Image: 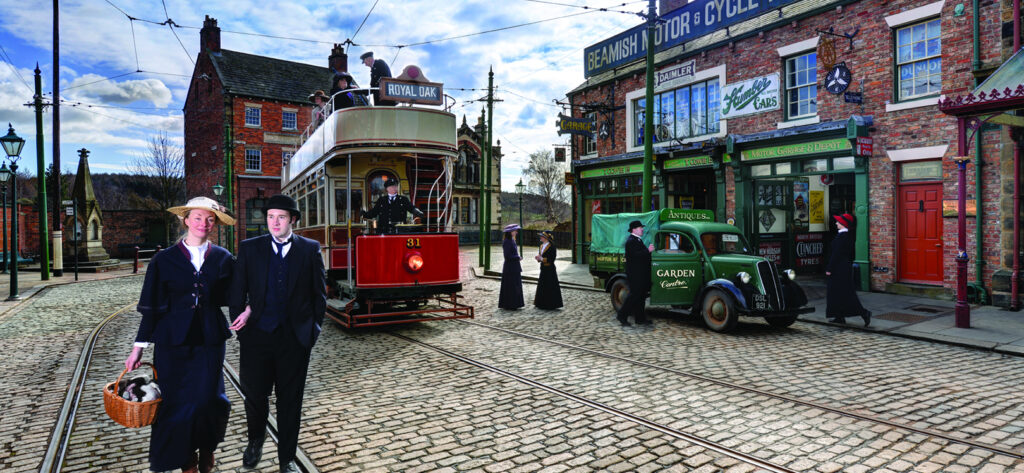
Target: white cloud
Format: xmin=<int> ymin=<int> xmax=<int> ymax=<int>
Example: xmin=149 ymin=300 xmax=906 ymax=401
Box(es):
xmin=66 ymin=75 xmax=174 ymax=106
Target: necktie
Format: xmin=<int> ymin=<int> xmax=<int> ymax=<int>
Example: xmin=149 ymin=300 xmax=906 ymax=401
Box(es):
xmin=273 ymin=239 xmax=290 ymax=259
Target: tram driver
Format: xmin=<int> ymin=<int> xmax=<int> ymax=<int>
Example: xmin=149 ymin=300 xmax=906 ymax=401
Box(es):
xmin=361 ymin=178 xmax=425 ymax=234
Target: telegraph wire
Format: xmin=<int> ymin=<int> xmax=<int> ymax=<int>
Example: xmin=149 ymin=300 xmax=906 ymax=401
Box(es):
xmin=500 ymin=87 xmax=561 ymax=108
xmin=0 ymin=44 xmax=34 ymax=94
xmin=351 ymin=0 xmax=382 ymax=42
xmin=521 ymin=0 xmax=645 ymax=15
xmin=161 ymin=0 xmax=196 ymax=66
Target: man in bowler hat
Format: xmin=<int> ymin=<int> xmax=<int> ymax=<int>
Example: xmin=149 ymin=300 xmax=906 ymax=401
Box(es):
xmin=228 ymin=194 xmax=327 ymax=473
xmin=617 ymin=220 xmax=654 ymax=326
xmin=360 ymin=51 xmax=395 ymax=106
xmin=361 ymin=178 xmax=424 ymax=234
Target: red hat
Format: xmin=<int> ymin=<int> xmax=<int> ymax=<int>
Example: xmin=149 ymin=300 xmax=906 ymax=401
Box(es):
xmin=833 ymin=213 xmax=855 ymax=228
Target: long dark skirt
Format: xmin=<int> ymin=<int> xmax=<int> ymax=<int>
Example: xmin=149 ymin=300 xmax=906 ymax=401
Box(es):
xmin=825 ymin=267 xmax=866 ymax=318
xmin=534 ymin=266 xmax=563 ymax=309
xmin=498 ymin=265 xmax=524 ymax=309
xmin=149 ymin=343 xmax=230 ymax=471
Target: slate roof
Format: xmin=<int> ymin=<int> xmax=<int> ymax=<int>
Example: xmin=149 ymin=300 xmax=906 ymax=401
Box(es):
xmin=209 ymin=49 xmax=332 ymax=104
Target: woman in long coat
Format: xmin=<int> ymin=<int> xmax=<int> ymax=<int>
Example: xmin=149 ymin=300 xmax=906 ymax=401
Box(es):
xmin=533 ymin=231 xmax=563 ymax=309
xmin=498 ymin=224 xmax=524 ymax=310
xmin=825 ymin=213 xmax=871 ymax=327
xmin=124 ymin=197 xmax=236 ymax=473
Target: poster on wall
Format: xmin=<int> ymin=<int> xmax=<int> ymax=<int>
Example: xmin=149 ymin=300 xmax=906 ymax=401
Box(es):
xmin=795 ymin=233 xmax=824 ymax=268
xmin=809 ymin=190 xmax=824 ymax=225
xmin=591 ymin=200 xmax=602 ymax=214
xmin=758 ymin=241 xmax=783 ymax=264
xmin=720 ymin=74 xmax=780 ymax=119
xmin=793 ymin=180 xmax=809 ymax=229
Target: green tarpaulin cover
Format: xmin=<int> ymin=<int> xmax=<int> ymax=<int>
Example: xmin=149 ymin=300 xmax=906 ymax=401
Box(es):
xmin=590 ymin=211 xmax=660 ymax=254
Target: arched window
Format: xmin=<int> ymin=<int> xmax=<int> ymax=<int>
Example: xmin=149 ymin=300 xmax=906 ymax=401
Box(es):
xmin=366 ymin=170 xmax=400 ymax=205
xmin=90 ymin=219 xmax=99 ymax=240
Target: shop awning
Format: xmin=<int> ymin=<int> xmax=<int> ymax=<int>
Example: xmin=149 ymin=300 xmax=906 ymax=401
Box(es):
xmin=939 ymin=48 xmax=1024 ymax=121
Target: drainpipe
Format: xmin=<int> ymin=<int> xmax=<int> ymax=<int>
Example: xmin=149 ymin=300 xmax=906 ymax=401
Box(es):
xmin=970 ymin=0 xmax=987 ymax=303
xmin=1013 ymin=0 xmax=1022 ymax=309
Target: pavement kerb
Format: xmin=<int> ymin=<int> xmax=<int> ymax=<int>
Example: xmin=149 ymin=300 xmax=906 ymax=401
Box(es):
xmin=0 ymin=270 xmax=146 ymax=324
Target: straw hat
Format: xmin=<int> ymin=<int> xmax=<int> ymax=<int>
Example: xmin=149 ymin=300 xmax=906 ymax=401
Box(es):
xmin=503 ymin=223 xmax=521 ymax=232
xmin=167 ymin=196 xmax=236 ymax=225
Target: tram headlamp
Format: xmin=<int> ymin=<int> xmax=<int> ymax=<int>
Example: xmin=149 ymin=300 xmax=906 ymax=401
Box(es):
xmin=737 ymin=271 xmax=752 ymax=284
xmin=406 ymin=252 xmax=424 ymax=272
xmin=783 ymin=269 xmax=796 ymax=281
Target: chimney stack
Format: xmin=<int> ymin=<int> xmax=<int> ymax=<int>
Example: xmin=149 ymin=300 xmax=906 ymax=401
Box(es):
xmin=329 ymin=43 xmax=347 ymax=73
xmin=200 ymin=15 xmax=221 ymax=53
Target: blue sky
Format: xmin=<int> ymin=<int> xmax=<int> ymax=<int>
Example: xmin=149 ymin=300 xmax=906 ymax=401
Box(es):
xmin=0 ymin=0 xmax=642 ymax=191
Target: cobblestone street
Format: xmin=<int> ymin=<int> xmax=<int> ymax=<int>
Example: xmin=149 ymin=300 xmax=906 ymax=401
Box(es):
xmin=3 ymin=251 xmax=1024 ymax=472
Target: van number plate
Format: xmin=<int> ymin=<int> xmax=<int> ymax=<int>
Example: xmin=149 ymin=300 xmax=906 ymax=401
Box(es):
xmin=752 ymin=294 xmax=770 ymax=310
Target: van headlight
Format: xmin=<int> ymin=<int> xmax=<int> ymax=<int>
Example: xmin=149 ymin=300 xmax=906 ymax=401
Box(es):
xmin=737 ymin=271 xmax=751 ymax=284
xmin=783 ymin=269 xmax=796 ymax=281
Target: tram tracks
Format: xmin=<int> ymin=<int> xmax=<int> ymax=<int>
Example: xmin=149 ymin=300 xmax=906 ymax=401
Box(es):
xmin=39 ymin=303 xmax=318 ymax=473
xmin=454 ymin=318 xmax=1024 ymax=461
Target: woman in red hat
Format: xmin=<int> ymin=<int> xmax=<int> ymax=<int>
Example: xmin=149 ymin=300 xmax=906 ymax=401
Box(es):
xmin=825 ymin=213 xmax=871 ymax=326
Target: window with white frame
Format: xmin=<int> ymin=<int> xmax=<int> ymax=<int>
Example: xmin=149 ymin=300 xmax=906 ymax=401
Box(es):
xmin=245 ymin=148 xmax=262 ymax=172
xmin=282 ymin=111 xmax=297 ymax=130
xmin=785 ymin=52 xmax=817 ymax=119
xmin=245 ymin=107 xmax=261 ymax=127
xmin=583 ymin=112 xmax=597 ymax=155
xmin=633 ymin=79 xmax=720 ymax=147
xmin=282 ymin=151 xmax=294 ymax=166
xmin=896 ymin=18 xmax=941 ymax=100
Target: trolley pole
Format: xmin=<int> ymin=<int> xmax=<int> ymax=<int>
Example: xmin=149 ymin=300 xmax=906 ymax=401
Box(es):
xmin=641 ymin=0 xmax=656 ymax=212
xmin=30 ymin=64 xmax=50 ymax=280
xmin=52 ymin=0 xmax=64 ymax=278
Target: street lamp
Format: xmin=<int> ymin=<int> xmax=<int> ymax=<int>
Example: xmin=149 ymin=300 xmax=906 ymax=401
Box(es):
xmin=0 ymin=124 xmax=25 ymax=301
xmin=212 ymin=183 xmax=225 ymax=244
xmin=0 ymin=163 xmax=9 ymax=274
xmin=515 ymin=178 xmax=525 ymax=233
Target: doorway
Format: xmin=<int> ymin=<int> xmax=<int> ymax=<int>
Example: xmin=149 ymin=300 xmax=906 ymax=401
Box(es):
xmin=897 ymin=183 xmax=943 ymax=284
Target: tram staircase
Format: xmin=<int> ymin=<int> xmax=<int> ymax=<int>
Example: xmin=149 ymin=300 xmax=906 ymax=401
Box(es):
xmin=410 ymin=159 xmax=452 ymax=229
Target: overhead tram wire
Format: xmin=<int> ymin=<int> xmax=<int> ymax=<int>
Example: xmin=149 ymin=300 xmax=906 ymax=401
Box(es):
xmin=351 ymin=0 xmax=382 ymax=42
xmin=0 ymin=44 xmax=33 ymax=94
xmin=161 ymin=0 xmax=195 ymax=66
xmin=500 ymin=87 xmax=561 ymax=108
xmin=521 ymin=0 xmax=646 ymax=15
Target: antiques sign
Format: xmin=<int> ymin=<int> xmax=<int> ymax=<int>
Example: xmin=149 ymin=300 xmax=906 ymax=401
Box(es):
xmin=379 ymin=78 xmax=443 ymax=105
xmin=656 ymin=61 xmax=696 ymax=89
xmin=584 ymin=0 xmax=801 ymax=77
xmin=660 ymin=208 xmax=715 ymax=222
xmin=721 ymin=74 xmax=779 ymax=118
xmin=556 ymin=114 xmax=596 ymax=139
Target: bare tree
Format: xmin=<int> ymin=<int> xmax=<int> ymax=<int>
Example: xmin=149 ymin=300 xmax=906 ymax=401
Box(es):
xmin=130 ymin=133 xmax=185 ymax=245
xmin=524 ymin=149 xmax=568 ymax=223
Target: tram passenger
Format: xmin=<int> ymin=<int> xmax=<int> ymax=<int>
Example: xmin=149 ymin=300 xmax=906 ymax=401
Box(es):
xmin=227 ymin=194 xmax=327 ymax=473
xmin=309 ymin=90 xmax=329 ymax=129
xmin=498 ymin=224 xmax=525 ymax=310
xmin=329 ymin=72 xmax=369 ymax=109
xmin=360 ymin=51 xmax=395 ymax=106
xmin=361 ymin=178 xmax=424 ymax=234
xmin=124 ymin=197 xmax=236 ymax=473
xmin=533 ymin=230 xmax=563 ymax=310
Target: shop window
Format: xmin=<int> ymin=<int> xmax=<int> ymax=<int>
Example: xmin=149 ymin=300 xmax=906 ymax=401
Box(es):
xmin=282 ymin=111 xmax=297 ymax=130
xmin=598 ymin=180 xmax=607 ymax=194
xmin=785 ymin=52 xmax=817 ymax=119
xmin=802 ymin=159 xmax=828 ymax=173
xmin=471 ymin=198 xmax=478 ymax=224
xmin=775 ymin=162 xmax=792 ymax=175
xmin=833 ymin=157 xmax=855 ymax=170
xmin=461 ymin=197 xmax=470 ymax=223
xmin=896 ymin=18 xmax=941 ymax=101
xmin=634 ymin=98 xmax=646 ymax=147
xmin=751 ymin=164 xmax=772 ymax=177
xmin=245 ymin=148 xmax=262 ymax=172
xmin=608 ymin=178 xmax=619 ymax=193
xmin=245 ymin=106 xmax=261 ymax=127
xmin=634 ymin=79 xmax=720 ymax=146
xmin=584 ymin=112 xmax=597 ymax=154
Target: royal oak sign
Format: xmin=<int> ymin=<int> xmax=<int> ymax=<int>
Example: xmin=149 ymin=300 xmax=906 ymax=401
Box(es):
xmin=379 ymin=77 xmax=444 ymax=106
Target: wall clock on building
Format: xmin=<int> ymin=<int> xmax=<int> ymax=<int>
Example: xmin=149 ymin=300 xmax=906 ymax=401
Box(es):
xmin=824 ymin=62 xmax=851 ymax=95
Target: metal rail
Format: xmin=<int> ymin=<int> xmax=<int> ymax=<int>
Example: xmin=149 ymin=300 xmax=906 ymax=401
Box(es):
xmin=458 ymin=318 xmax=1024 ymax=460
xmin=390 ymin=332 xmax=798 ymax=473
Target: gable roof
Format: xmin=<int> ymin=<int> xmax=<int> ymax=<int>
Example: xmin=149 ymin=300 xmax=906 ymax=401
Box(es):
xmin=209 ymin=49 xmax=332 ymax=104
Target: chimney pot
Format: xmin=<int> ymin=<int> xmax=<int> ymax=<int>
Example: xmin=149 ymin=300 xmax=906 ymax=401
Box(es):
xmin=329 ymin=43 xmax=348 ymax=73
xmin=201 ymin=15 xmax=221 ymax=53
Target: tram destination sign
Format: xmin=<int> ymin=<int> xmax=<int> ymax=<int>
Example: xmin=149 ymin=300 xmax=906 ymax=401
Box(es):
xmin=584 ymin=0 xmax=801 ymax=78
xmin=379 ymin=78 xmax=444 ymax=105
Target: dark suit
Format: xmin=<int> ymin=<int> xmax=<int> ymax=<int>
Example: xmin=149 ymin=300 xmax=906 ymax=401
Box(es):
xmin=369 ymin=59 xmax=395 ymax=106
xmin=617 ymin=234 xmax=651 ymax=323
xmin=362 ymin=194 xmax=425 ymax=234
xmin=229 ymin=234 xmax=327 ymax=466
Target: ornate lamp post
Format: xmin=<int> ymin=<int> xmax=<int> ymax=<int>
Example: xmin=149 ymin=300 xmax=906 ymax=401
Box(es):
xmin=515 ymin=178 xmax=525 ymax=232
xmin=212 ymin=183 xmax=225 ymax=244
xmin=1 ymin=124 xmax=25 ymax=301
xmin=0 ymin=163 xmax=9 ymax=274
xmin=953 ymin=155 xmax=971 ymax=327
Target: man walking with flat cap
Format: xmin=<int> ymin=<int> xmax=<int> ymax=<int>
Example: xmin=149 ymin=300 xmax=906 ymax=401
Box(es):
xmin=229 ymin=194 xmax=327 ymax=473
xmin=361 ymin=51 xmax=395 ymax=106
xmin=617 ymin=220 xmax=654 ymax=326
xmin=361 ymin=178 xmax=424 ymax=234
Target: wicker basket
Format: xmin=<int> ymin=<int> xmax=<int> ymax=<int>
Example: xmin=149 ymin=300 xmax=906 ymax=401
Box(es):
xmin=103 ymin=362 xmax=161 ymax=428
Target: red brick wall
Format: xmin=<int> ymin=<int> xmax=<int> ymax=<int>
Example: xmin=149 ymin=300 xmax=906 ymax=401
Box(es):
xmin=101 ymin=210 xmax=171 ymax=258
xmin=570 ymin=0 xmax=1006 ymax=294
xmin=184 ymin=51 xmax=227 ymax=204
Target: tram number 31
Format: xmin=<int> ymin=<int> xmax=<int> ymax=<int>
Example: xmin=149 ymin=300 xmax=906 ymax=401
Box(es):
xmin=406 ymin=238 xmax=421 ymax=249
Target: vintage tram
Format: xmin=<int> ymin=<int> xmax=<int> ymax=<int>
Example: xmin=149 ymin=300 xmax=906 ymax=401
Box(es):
xmin=282 ymin=82 xmax=473 ymax=328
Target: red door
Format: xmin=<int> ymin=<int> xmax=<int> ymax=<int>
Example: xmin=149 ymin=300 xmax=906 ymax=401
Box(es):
xmin=898 ymin=184 xmax=943 ymax=284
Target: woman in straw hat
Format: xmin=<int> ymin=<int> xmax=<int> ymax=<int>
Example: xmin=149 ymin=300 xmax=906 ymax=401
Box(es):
xmin=124 ymin=196 xmax=238 ymax=473
xmin=533 ymin=231 xmax=563 ymax=309
xmin=825 ymin=213 xmax=871 ymax=327
xmin=498 ymin=224 xmax=524 ymax=310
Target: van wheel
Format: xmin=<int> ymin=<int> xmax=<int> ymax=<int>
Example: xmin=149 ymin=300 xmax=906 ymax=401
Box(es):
xmin=610 ymin=279 xmax=629 ymax=313
xmin=766 ymin=315 xmax=798 ymax=328
xmin=701 ymin=288 xmax=738 ymax=333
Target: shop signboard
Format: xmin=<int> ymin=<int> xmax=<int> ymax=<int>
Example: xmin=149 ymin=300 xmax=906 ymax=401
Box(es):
xmin=655 ymin=61 xmax=696 ymax=90
xmin=720 ymin=74 xmax=780 ymax=119
xmin=757 ymin=240 xmax=783 ymax=264
xmin=580 ymin=162 xmax=652 ymax=179
xmin=741 ymin=138 xmax=852 ymax=161
xmin=659 ymin=208 xmax=714 ymax=222
xmin=795 ymin=233 xmax=824 ymax=268
xmin=564 ymin=172 xmax=574 ymax=185
xmin=855 ymin=137 xmax=873 ymax=157
xmin=663 ymin=155 xmax=713 ymax=170
xmin=584 ymin=0 xmax=802 ymax=77
xmin=557 ymin=114 xmax=596 ymax=138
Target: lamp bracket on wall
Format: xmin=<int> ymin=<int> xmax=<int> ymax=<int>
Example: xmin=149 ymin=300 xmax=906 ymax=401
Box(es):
xmin=815 ymin=26 xmax=859 ymax=50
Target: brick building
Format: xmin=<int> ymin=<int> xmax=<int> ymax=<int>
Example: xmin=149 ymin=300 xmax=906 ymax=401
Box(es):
xmin=184 ymin=16 xmax=337 ymax=250
xmin=567 ymin=0 xmax=1023 ymax=305
xmin=454 ymin=113 xmax=503 ymax=240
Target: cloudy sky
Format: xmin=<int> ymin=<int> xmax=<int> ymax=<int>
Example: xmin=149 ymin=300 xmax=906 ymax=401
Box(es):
xmin=0 ymin=0 xmax=643 ymax=191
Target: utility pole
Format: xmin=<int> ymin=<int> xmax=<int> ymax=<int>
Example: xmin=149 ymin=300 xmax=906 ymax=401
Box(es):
xmin=641 ymin=0 xmax=657 ymax=211
xmin=29 ymin=65 xmax=50 ymax=280
xmin=484 ymin=67 xmax=495 ymax=270
xmin=52 ymin=0 xmax=64 ymax=277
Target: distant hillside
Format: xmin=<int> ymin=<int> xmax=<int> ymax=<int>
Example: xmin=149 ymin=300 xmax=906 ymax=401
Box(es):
xmin=498 ymin=192 xmax=571 ymax=230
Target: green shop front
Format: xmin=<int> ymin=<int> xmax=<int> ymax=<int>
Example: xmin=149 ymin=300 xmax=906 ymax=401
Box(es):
xmin=574 ymin=147 xmax=719 ymax=263
xmin=727 ymin=116 xmax=872 ymax=288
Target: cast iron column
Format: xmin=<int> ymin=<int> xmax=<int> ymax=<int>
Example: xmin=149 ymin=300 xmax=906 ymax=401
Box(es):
xmin=954 ymin=153 xmax=971 ymax=327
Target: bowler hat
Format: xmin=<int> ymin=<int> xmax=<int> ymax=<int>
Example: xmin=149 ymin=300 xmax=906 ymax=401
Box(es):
xmin=833 ymin=213 xmax=855 ymax=228
xmin=627 ymin=220 xmax=645 ymax=231
xmin=167 ymin=196 xmax=236 ymax=226
xmin=263 ymin=194 xmax=300 ymax=219
xmin=360 ymin=51 xmax=374 ymax=60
